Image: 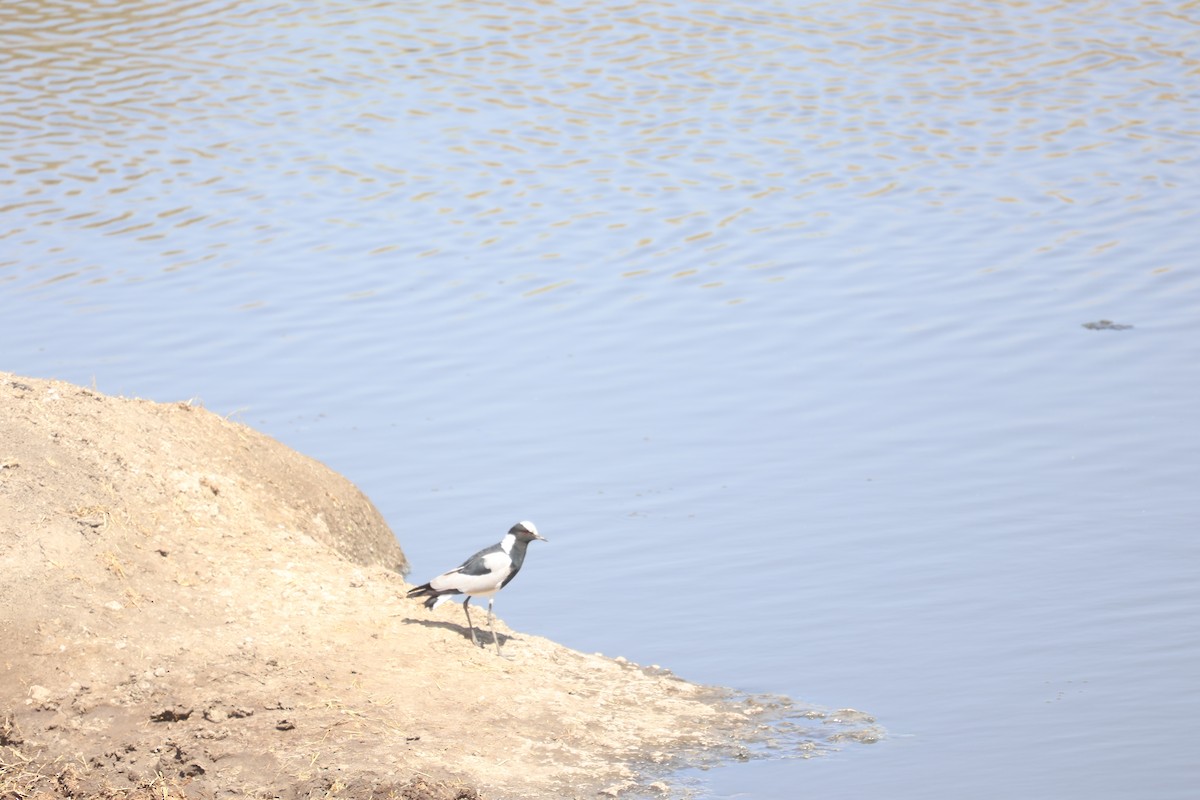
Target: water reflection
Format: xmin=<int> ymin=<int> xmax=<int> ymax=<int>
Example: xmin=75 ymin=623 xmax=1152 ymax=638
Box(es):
xmin=3 ymin=0 xmax=1196 ymax=296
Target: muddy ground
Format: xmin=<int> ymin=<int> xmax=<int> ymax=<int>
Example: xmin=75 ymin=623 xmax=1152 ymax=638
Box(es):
xmin=0 ymin=372 xmax=878 ymax=799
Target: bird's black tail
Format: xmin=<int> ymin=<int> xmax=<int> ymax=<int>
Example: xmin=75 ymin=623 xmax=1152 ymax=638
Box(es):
xmin=406 ymin=582 xmax=451 ymax=609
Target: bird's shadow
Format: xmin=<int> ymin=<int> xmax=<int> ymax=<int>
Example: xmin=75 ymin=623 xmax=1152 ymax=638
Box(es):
xmin=400 ymin=616 xmax=513 ymax=649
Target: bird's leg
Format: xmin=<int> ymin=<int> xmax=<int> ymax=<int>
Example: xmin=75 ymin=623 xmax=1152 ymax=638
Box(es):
xmin=488 ymin=597 xmax=500 ymax=655
xmin=462 ymin=597 xmax=480 ymax=647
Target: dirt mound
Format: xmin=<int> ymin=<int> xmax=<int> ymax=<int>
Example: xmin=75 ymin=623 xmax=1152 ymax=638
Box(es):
xmin=0 ymin=372 xmax=879 ymax=799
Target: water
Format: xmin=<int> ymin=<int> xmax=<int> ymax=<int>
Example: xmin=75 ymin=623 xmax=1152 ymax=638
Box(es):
xmin=3 ymin=0 xmax=1199 ymax=797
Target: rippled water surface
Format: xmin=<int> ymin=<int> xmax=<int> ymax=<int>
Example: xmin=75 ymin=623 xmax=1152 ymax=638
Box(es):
xmin=3 ymin=0 xmax=1199 ymax=797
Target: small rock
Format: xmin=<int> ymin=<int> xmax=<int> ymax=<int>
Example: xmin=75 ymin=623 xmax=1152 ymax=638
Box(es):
xmin=29 ymin=685 xmax=51 ymax=704
xmin=0 ymin=715 xmax=24 ymax=745
xmin=829 ymin=708 xmax=876 ymax=724
xmin=275 ymin=719 xmax=295 ymax=731
xmin=600 ymin=781 xmax=634 ymax=797
xmin=104 ymin=601 xmax=123 ymax=611
xmin=150 ymin=706 xmax=192 ymax=723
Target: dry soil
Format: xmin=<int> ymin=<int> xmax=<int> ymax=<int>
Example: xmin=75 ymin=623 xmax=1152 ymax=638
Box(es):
xmin=0 ymin=372 xmax=879 ymax=800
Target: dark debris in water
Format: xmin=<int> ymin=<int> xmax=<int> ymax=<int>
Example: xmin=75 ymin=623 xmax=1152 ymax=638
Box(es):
xmin=1082 ymin=319 xmax=1133 ymax=331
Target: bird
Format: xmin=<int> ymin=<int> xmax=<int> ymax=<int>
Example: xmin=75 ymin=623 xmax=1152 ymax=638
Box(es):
xmin=406 ymin=521 xmax=547 ymax=654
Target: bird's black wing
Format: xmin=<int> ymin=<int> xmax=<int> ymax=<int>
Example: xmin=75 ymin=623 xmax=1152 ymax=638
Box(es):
xmin=452 ymin=542 xmax=504 ymax=576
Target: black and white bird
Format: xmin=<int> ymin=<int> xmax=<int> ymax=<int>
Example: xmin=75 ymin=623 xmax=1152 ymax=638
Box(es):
xmin=406 ymin=521 xmax=547 ymax=654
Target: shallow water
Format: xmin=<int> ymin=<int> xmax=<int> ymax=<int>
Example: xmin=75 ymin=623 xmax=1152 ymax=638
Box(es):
xmin=3 ymin=0 xmax=1199 ymax=796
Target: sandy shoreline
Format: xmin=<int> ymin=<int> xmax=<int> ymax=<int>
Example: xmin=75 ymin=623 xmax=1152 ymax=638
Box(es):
xmin=0 ymin=372 xmax=878 ymax=799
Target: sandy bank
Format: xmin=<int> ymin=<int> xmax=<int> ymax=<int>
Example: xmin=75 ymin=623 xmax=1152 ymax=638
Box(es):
xmin=0 ymin=372 xmax=878 ymax=799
